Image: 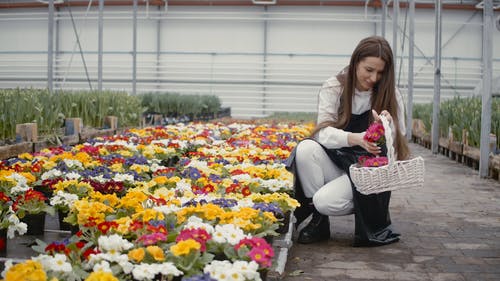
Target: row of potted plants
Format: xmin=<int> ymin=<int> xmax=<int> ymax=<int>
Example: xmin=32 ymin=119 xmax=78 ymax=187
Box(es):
xmin=0 ymin=89 xmax=223 ymax=141
xmin=0 ymin=121 xmax=313 ymax=281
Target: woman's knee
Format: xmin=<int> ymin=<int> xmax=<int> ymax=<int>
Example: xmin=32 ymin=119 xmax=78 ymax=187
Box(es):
xmin=313 ymin=194 xmax=353 ymax=216
xmin=296 ymin=139 xmax=322 ymax=162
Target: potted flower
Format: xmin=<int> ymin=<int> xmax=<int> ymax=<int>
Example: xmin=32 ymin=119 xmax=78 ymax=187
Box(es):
xmin=49 ymin=190 xmax=79 ymax=231
xmin=1 ymin=191 xmax=27 ymax=255
xmin=13 ymin=188 xmax=54 ymax=235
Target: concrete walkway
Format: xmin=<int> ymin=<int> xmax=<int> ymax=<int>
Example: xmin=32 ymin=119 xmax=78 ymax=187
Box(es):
xmin=282 ymin=143 xmax=500 ymax=281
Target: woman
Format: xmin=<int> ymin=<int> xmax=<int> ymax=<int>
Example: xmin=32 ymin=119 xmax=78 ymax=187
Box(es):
xmin=286 ymin=36 xmax=410 ymax=246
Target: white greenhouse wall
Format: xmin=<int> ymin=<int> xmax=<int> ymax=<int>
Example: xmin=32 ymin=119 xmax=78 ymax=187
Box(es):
xmin=0 ymin=5 xmax=499 ymax=118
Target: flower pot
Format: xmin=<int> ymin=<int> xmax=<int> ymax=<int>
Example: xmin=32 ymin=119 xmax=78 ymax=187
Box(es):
xmin=22 ymin=213 xmax=45 ymax=235
xmin=57 ymin=210 xmax=79 ymax=234
xmin=58 ymin=210 xmax=72 ymax=231
xmin=276 ymin=211 xmax=291 ymax=234
xmin=0 ymin=228 xmax=7 ymax=257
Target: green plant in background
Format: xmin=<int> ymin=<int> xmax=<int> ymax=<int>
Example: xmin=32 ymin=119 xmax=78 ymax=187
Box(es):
xmin=265 ymin=112 xmax=317 ymax=123
xmin=140 ymin=92 xmax=221 ymax=118
xmin=0 ymin=88 xmax=143 ymax=141
xmin=412 ymin=97 xmax=499 ymax=149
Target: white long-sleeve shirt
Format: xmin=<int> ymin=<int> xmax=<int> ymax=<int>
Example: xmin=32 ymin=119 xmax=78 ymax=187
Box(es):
xmin=315 ymin=76 xmax=406 ymax=149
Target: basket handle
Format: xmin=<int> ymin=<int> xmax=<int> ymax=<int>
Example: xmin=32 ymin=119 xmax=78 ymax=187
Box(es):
xmin=380 ymin=115 xmax=395 ymax=164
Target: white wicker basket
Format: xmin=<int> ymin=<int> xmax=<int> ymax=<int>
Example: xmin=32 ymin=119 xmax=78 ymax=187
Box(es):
xmin=349 ymin=116 xmax=425 ymax=195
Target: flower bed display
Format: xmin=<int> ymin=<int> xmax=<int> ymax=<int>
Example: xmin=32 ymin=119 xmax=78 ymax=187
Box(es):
xmin=0 ymin=121 xmax=313 ymax=281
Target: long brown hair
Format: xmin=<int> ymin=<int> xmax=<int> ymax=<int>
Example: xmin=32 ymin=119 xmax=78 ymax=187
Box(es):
xmin=312 ymin=36 xmax=409 ymax=160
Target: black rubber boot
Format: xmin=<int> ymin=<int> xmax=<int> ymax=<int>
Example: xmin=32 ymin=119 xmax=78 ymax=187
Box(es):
xmin=297 ymin=208 xmax=330 ymax=244
xmin=293 ymin=198 xmax=313 ymax=228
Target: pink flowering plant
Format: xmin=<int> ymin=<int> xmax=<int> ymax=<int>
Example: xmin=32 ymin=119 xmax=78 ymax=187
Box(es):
xmin=363 ymin=122 xmax=385 ymax=145
xmin=358 ymin=122 xmax=389 ymax=167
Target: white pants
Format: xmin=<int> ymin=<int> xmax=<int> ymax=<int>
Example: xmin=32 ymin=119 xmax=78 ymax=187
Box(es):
xmin=295 ymin=139 xmax=354 ymax=216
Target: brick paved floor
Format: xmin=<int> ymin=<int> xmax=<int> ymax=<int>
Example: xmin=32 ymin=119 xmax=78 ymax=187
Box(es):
xmin=283 ymin=143 xmax=500 ymax=281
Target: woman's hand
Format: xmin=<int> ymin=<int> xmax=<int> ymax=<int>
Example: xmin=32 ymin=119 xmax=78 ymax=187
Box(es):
xmin=372 ymin=109 xmax=392 ymax=124
xmin=348 ymin=132 xmax=381 ymax=155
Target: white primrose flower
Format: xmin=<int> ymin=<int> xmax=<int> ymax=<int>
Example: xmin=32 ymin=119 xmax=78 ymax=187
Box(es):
xmin=65 ymin=171 xmax=81 ymax=180
xmin=186 ymin=159 xmax=208 ymax=169
xmin=63 ymin=159 xmax=83 ymax=169
xmin=6 ymin=208 xmax=27 ymax=238
xmin=205 ymin=260 xmax=261 ymax=281
xmin=183 ymin=216 xmax=215 ymax=234
xmin=192 ymin=139 xmax=208 ymax=146
xmin=149 ymin=162 xmax=166 ymax=172
xmin=118 ymin=259 xmax=134 ymax=274
xmin=112 ymin=173 xmax=135 ymax=183
xmin=231 ymin=174 xmax=252 ymax=182
xmin=175 ymin=179 xmax=192 ymax=192
xmin=6 ymin=173 xmax=30 ymax=195
xmin=98 ymin=234 xmax=134 ymax=253
xmin=230 ymin=198 xmax=254 ymax=211
xmin=41 ymin=169 xmax=63 ymax=180
xmin=93 ymin=260 xmax=112 ymax=273
xmin=6 ymin=172 xmax=28 ymax=185
xmin=132 ymin=263 xmax=159 ymax=281
xmin=49 ymin=254 xmax=72 ymax=273
xmin=153 ymin=205 xmax=181 ymax=215
xmin=50 ymin=190 xmax=79 ymax=208
xmin=260 ymin=179 xmax=287 ymax=192
xmin=212 ymin=224 xmax=248 ymax=245
xmin=233 ymin=260 xmax=261 ymax=281
xmin=1 ymin=260 xmax=14 ymax=278
xmin=90 ymin=174 xmax=108 ymax=183
xmin=156 ymin=262 xmax=183 ymax=277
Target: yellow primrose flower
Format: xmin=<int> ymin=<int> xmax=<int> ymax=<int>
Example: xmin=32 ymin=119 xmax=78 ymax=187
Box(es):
xmin=98 ymin=147 xmax=110 ymax=156
xmin=130 ymin=164 xmax=150 ymax=174
xmin=120 ymin=189 xmax=148 ymax=211
xmin=74 ymin=152 xmax=92 ymax=164
xmin=74 ymin=199 xmax=114 ymax=225
xmin=114 ymin=216 xmax=132 ymax=234
xmin=118 ymin=150 xmax=133 ymax=157
xmin=146 ymin=245 xmax=165 ymax=261
xmin=90 ymin=192 xmax=121 ymax=208
xmin=84 ymin=271 xmax=119 ymax=281
xmin=153 ymin=176 xmax=168 ymax=185
xmin=42 ymin=161 xmax=57 ymax=170
xmin=152 ymin=187 xmax=174 ymax=198
xmin=153 ymin=146 xmax=166 ymax=154
xmin=19 ymin=172 xmax=36 ymax=184
xmin=52 ymin=180 xmax=92 ymax=196
xmin=140 ymin=147 xmax=154 ymax=159
xmin=132 ymin=208 xmax=165 ymax=222
xmin=263 ymin=211 xmax=278 ymax=223
xmin=18 ymin=153 xmax=33 ymax=161
xmin=109 ymin=163 xmax=124 ymax=173
xmin=170 ymin=239 xmax=201 ymax=256
xmin=4 ymin=260 xmax=47 ymax=281
xmin=128 ymin=248 xmax=145 ymax=262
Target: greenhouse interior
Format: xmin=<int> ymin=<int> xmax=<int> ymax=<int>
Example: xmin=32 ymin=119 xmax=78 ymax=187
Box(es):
xmin=0 ymin=0 xmax=499 ymax=281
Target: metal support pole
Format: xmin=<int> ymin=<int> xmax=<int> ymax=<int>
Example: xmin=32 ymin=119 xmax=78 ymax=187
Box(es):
xmin=133 ymin=0 xmax=138 ymax=95
xmin=262 ymin=6 xmax=268 ymax=116
xmin=54 ymin=7 xmax=60 ymax=90
xmin=48 ymin=0 xmax=54 ymax=93
xmin=156 ymin=5 xmax=162 ymax=91
xmin=381 ymin=0 xmax=387 ymax=38
xmin=431 ymin=0 xmax=442 ymax=155
xmin=479 ymin=0 xmax=493 ymax=178
xmin=406 ymin=0 xmax=415 ymax=141
xmin=98 ymin=0 xmax=103 ymax=91
xmin=392 ymin=0 xmax=399 ymax=75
